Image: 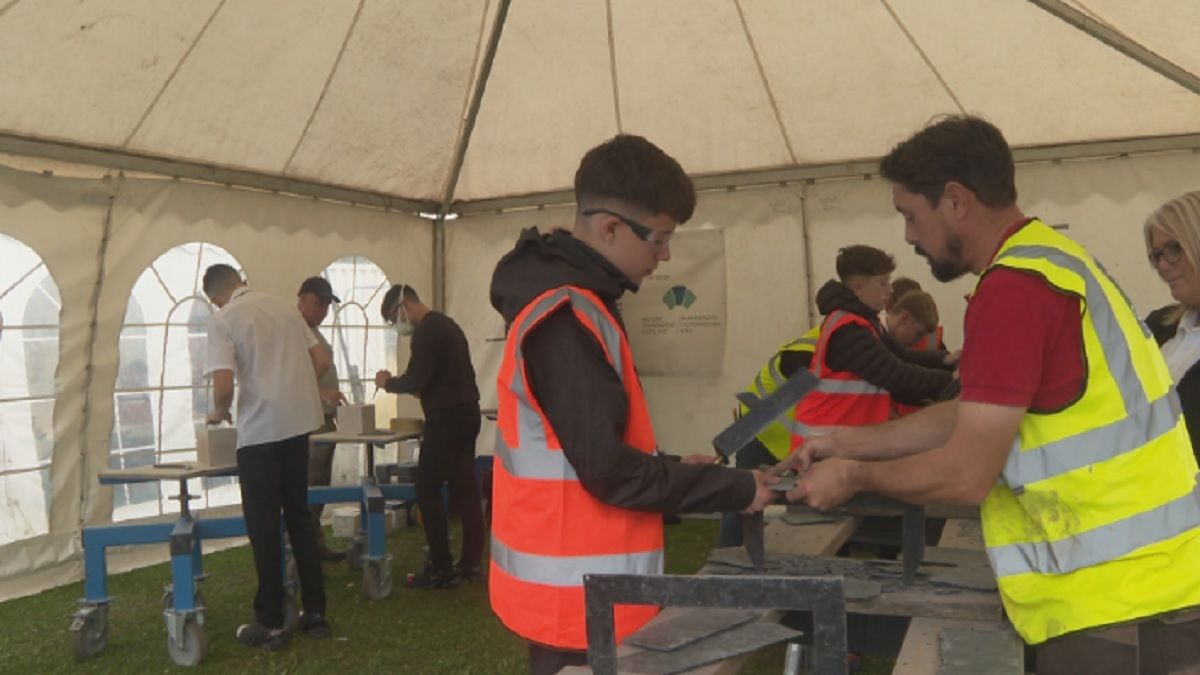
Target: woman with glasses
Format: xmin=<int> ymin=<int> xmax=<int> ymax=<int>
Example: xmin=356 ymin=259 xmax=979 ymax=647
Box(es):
xmin=1144 ymin=191 xmax=1200 ymax=462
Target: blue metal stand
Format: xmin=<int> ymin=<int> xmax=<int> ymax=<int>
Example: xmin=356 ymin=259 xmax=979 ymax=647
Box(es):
xmin=71 ymin=465 xmax=245 ymax=666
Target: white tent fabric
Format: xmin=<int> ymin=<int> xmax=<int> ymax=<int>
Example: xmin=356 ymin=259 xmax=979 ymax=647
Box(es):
xmin=1 ymin=0 xmax=1199 ymax=598
xmin=0 ymin=163 xmax=431 ymax=598
xmin=1 ymin=1 xmax=1198 ymax=203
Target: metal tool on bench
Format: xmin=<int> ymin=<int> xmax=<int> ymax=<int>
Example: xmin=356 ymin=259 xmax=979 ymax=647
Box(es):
xmin=712 ymin=370 xmax=821 ymax=573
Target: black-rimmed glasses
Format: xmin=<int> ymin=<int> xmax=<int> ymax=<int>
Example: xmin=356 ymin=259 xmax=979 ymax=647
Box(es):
xmin=1149 ymin=241 xmax=1184 ymax=266
xmin=581 ymin=208 xmax=672 ymax=249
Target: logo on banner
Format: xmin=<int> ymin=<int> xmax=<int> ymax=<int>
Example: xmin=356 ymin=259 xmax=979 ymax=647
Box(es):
xmin=662 ymin=285 xmax=697 ymax=310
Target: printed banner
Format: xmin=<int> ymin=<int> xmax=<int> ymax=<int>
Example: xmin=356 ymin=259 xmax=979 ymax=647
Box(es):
xmin=622 ymin=228 xmax=726 ymax=377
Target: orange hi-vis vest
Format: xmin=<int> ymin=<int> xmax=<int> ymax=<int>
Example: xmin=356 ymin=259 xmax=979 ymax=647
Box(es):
xmin=791 ymin=310 xmax=893 ymax=451
xmin=911 ymin=325 xmax=944 ymax=352
xmin=490 ymin=286 xmax=663 ymax=651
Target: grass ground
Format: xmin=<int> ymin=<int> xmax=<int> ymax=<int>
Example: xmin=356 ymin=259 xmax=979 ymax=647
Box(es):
xmin=0 ymin=517 xmax=892 ymax=674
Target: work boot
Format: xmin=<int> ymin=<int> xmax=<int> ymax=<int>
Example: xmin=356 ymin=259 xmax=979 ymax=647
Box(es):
xmin=299 ymin=612 xmax=331 ymax=639
xmin=455 ymin=561 xmax=485 ymax=582
xmin=405 ymin=563 xmax=460 ymax=590
xmin=236 ymin=622 xmax=289 ymax=651
xmin=317 ymin=546 xmax=347 ymax=562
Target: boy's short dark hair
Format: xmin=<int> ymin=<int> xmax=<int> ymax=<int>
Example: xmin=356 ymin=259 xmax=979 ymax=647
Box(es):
xmin=836 ymin=245 xmax=895 ymax=282
xmin=892 ymin=290 xmax=939 ymax=333
xmin=880 ymin=115 xmax=1017 ymax=209
xmin=574 ymin=134 xmax=696 ymax=223
xmin=887 ymin=276 xmax=921 ymax=311
xmin=380 ymin=283 xmax=419 ymax=323
xmin=202 ymin=264 xmax=241 ymax=297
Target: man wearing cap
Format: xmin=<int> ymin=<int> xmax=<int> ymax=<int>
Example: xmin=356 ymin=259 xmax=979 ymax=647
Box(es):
xmin=297 ymin=276 xmax=348 ymax=561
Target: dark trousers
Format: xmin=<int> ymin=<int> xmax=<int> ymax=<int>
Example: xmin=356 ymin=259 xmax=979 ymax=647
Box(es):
xmin=1036 ymin=608 xmax=1200 ymax=675
xmin=307 ymin=414 xmax=337 ymax=550
xmin=418 ymin=402 xmax=484 ymax=570
xmin=529 ymin=642 xmax=588 ymax=675
xmin=237 ymin=433 xmax=326 ymax=628
xmin=717 ymin=439 xmax=778 ymax=547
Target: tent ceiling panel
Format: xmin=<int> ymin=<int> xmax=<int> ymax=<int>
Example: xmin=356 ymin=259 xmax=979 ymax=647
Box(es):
xmin=1 ymin=1 xmax=1198 ymax=204
xmin=0 ymin=0 xmax=220 ymax=145
xmin=1075 ymin=0 xmax=1200 ymax=78
xmin=610 ymin=0 xmax=792 ymax=176
xmin=456 ymin=0 xmax=619 ymax=201
xmin=285 ymin=0 xmax=493 ymax=201
xmin=126 ymin=0 xmax=360 ymax=175
xmin=741 ymin=0 xmax=960 ymax=164
xmin=890 ymin=0 xmax=1200 ymax=145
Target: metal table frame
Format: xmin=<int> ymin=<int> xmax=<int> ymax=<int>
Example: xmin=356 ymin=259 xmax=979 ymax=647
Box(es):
xmin=71 ymin=463 xmax=258 ymax=666
xmin=584 ymin=573 xmax=849 ymax=675
xmin=307 ymin=430 xmax=422 ymax=599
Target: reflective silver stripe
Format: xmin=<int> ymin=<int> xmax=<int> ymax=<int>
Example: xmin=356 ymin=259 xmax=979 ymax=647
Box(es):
xmin=752 ymin=373 xmax=769 ymax=399
xmin=499 ymin=287 xmax=627 ymax=482
xmin=1003 ymin=393 xmax=1181 ymax=488
xmin=790 ymin=420 xmax=843 ymax=438
xmin=767 ymin=355 xmax=784 ymax=389
xmin=491 ymin=534 xmax=663 ymax=587
xmin=814 ymin=379 xmax=884 ymax=395
xmin=494 ymin=428 xmax=579 ymax=481
xmin=996 ymin=245 xmax=1173 ymax=487
xmin=796 ymin=337 xmax=817 ymax=347
xmin=988 ymin=482 xmax=1200 ymax=577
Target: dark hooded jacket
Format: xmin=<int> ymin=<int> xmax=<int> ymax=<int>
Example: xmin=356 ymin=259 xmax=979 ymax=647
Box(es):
xmin=489 ymin=227 xmax=755 ymax=513
xmin=815 ymin=280 xmax=954 ymax=406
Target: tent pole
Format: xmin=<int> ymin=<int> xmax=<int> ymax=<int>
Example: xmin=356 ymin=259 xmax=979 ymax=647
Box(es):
xmin=432 ymin=0 xmax=513 ymax=311
xmin=1027 ymin=0 xmax=1200 ymax=96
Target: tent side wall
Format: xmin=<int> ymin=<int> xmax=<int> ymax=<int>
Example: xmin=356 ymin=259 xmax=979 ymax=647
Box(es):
xmin=446 ymin=148 xmax=1200 ymax=460
xmin=0 ymin=162 xmax=432 ymax=600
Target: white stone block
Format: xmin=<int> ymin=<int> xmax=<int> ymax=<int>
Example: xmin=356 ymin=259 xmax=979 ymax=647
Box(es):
xmin=337 ymin=404 xmax=375 ymax=434
xmin=331 ymin=507 xmax=360 ymax=539
xmin=197 ymin=426 xmax=237 ymax=467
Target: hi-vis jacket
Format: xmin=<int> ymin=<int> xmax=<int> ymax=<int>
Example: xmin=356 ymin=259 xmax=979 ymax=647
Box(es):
xmin=490 ymin=286 xmax=662 ymax=650
xmin=740 ymin=326 xmax=819 ymax=460
xmin=790 ymin=311 xmax=893 ymax=450
xmin=911 ymin=325 xmax=944 ymax=352
xmin=979 ymin=219 xmax=1200 ymax=644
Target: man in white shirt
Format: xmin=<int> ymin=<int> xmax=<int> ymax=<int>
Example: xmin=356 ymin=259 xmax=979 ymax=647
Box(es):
xmin=203 ymin=264 xmax=331 ymax=650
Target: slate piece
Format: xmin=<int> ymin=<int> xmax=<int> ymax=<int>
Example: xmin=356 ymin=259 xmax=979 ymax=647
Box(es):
xmin=624 ymin=609 xmax=760 ymax=652
xmin=619 ymin=622 xmax=802 ymax=674
xmin=780 ymin=511 xmax=838 ymax=526
xmin=938 ymin=627 xmax=1023 ymax=675
xmin=843 ymin=578 xmax=883 ymax=601
xmin=927 ymin=566 xmax=999 ymax=592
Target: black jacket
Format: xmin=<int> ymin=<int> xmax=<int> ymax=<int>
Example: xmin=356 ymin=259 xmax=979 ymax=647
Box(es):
xmin=815 ymin=280 xmax=954 ymax=406
xmin=489 ymin=227 xmax=755 ymax=513
xmin=1145 ymin=304 xmax=1200 ymax=465
xmin=383 ymin=311 xmax=479 ymax=415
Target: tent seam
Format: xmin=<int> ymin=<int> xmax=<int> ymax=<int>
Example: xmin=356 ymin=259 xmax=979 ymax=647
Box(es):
xmin=77 ymin=173 xmax=119 ymax=532
xmin=605 ymin=0 xmax=622 ymax=133
xmin=0 ymin=0 xmax=23 ymax=22
xmin=879 ymin=0 xmax=966 ymax=114
xmin=122 ymin=0 xmax=228 ymax=149
xmin=733 ymin=0 xmax=797 ymax=165
xmin=282 ymin=0 xmax=367 ymax=174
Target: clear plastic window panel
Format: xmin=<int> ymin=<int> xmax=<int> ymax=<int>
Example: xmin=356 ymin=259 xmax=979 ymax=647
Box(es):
xmin=110 ymin=243 xmax=242 ymax=522
xmin=0 ymin=234 xmax=60 ymax=545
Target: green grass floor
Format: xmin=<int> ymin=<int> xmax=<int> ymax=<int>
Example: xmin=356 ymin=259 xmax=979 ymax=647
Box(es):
xmin=0 ymin=517 xmax=891 ymax=674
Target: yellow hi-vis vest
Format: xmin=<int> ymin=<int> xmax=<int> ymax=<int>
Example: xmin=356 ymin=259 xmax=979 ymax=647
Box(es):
xmin=739 ymin=326 xmax=819 ymax=460
xmin=978 ymin=219 xmax=1200 ymax=645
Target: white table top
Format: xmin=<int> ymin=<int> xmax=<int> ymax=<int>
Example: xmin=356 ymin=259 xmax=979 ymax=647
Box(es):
xmin=98 ymin=462 xmax=238 ymax=484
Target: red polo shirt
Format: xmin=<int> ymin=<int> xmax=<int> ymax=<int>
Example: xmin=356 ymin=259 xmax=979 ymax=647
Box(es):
xmin=958 ymin=219 xmax=1085 ymax=411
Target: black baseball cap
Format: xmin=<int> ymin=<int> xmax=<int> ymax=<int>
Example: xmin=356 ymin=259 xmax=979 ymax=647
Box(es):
xmin=298 ymin=276 xmax=340 ymax=304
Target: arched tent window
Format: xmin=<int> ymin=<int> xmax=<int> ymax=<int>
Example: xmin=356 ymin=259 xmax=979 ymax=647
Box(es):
xmin=111 ymin=243 xmax=243 ymax=522
xmin=0 ymin=235 xmax=60 ymax=546
xmin=321 ymin=257 xmax=392 ymax=405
